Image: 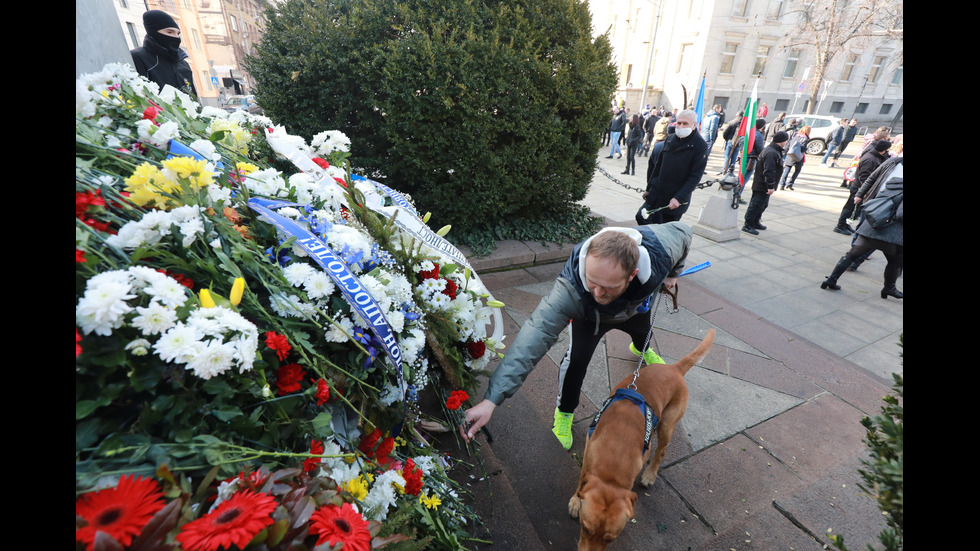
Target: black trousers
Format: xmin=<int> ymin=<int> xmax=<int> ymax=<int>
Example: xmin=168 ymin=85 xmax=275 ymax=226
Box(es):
xmin=557 ymin=312 xmax=653 ymax=413
xmin=744 ymin=189 xmax=771 ymax=227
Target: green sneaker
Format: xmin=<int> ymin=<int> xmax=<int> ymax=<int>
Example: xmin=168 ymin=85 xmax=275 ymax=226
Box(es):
xmin=630 ymin=342 xmax=666 ymax=365
xmin=552 ymin=408 xmax=574 ymax=450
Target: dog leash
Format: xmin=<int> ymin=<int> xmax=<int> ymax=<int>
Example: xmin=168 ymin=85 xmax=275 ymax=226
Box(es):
xmin=629 ymin=285 xmax=668 ymax=390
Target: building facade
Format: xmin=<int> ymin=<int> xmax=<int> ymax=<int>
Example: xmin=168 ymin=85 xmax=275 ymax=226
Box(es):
xmin=587 ymin=0 xmax=903 ymax=131
xmin=114 ymin=0 xmax=271 ymax=107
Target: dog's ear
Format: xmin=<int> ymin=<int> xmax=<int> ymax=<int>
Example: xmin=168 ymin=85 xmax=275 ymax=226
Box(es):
xmin=626 ymin=490 xmax=638 ymax=519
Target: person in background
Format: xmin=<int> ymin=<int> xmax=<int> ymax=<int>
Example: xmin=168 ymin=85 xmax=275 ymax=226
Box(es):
xmin=623 ymin=114 xmax=644 ymax=176
xmin=831 ymin=118 xmax=859 ymax=168
xmin=638 ymin=110 xmax=708 ymax=225
xmin=819 ymin=119 xmax=849 ymax=167
xmin=779 ymin=126 xmax=811 ymax=190
xmin=742 ymin=131 xmax=789 ymax=235
xmin=130 ymin=10 xmax=197 ymax=96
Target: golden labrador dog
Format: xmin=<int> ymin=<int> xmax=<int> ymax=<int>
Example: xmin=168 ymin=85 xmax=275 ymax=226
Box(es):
xmin=568 ymin=329 xmax=715 ymax=550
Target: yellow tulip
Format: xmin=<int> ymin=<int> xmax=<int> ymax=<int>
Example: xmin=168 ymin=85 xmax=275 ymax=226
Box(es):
xmin=436 ymin=225 xmax=452 ymax=237
xmin=486 ymin=299 xmax=505 ymax=308
xmin=200 ymin=289 xmax=216 ymax=308
xmin=422 ymin=211 xmax=432 ymax=223
xmin=230 ymin=277 xmax=246 ymax=306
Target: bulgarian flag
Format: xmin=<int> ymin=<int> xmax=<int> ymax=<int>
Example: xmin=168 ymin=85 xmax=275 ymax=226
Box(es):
xmin=735 ymin=78 xmax=760 ymax=186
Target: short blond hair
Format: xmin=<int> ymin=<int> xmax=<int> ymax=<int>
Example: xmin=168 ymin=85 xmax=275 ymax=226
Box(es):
xmin=587 ymin=231 xmax=639 ymax=276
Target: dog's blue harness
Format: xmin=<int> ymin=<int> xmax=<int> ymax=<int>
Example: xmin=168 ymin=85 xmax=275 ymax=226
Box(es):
xmin=588 ymin=388 xmax=658 ymax=453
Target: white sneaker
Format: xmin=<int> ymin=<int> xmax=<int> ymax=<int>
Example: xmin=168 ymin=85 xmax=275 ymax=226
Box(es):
xmin=819 ymin=163 xmax=828 ymax=167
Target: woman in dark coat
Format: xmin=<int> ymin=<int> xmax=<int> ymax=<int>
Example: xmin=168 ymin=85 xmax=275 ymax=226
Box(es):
xmin=622 ymin=114 xmax=645 ymax=176
xmin=820 ymin=156 xmax=903 ymax=298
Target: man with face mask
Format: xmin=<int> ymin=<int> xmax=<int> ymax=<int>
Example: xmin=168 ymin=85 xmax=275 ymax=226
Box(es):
xmin=636 ymin=109 xmax=709 ymax=225
xmin=130 ymin=10 xmax=197 ymax=96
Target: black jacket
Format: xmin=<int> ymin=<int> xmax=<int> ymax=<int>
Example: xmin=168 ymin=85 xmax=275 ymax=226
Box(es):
xmin=131 ymin=35 xmax=197 ymax=96
xmin=751 ymin=143 xmax=784 ymax=191
xmin=645 ymin=132 xmax=709 ymax=209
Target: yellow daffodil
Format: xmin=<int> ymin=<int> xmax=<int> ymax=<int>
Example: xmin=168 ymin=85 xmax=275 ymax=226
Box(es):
xmin=199 ymin=289 xmax=216 ymax=308
xmin=229 ymin=278 xmax=246 ymax=306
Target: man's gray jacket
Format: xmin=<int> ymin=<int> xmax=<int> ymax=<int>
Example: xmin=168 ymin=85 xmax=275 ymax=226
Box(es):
xmin=483 ymin=222 xmax=693 ymax=405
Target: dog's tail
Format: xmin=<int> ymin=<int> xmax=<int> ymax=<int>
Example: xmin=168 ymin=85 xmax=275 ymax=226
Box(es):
xmin=674 ymin=329 xmax=715 ymax=377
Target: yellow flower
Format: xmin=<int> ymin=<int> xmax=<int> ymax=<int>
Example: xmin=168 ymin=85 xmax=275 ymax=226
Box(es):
xmin=436 ymin=225 xmax=452 ymax=237
xmin=345 ymin=476 xmax=369 ymax=501
xmin=161 ymin=156 xmax=214 ymax=190
xmin=229 ymin=278 xmax=246 ymax=306
xmin=125 ymin=162 xmax=175 ymax=209
xmin=199 ymin=289 xmax=216 ymax=308
xmin=235 ymin=162 xmax=259 ymax=175
xmin=419 ymin=493 xmax=441 ymax=510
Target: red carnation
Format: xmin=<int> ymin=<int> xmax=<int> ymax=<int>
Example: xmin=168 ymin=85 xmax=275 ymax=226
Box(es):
xmin=264 ymin=331 xmax=291 ymax=360
xmin=358 ymin=428 xmax=382 ymax=457
xmin=312 ymin=157 xmax=329 ymax=169
xmin=402 ymin=458 xmax=424 ymax=496
xmin=303 ymin=439 xmax=324 ymax=473
xmin=446 ymin=390 xmax=469 ymax=410
xmin=76 ymin=249 xmax=87 ymax=263
xmin=142 ymin=105 xmax=161 ymax=121
xmin=275 ymin=363 xmax=306 ymax=395
xmin=315 ymin=378 xmax=331 ymax=405
xmin=465 ymin=340 xmax=486 ymax=359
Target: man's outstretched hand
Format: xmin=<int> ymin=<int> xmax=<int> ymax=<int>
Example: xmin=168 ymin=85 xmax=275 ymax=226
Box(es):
xmin=460 ymin=399 xmax=496 ymax=442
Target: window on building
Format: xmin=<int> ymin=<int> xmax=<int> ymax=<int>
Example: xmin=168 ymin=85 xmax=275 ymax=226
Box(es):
xmin=867 ymin=55 xmax=886 ymax=83
xmin=880 ymin=104 xmax=892 ymax=115
xmin=783 ymin=49 xmax=800 ymax=78
xmin=767 ymin=0 xmax=784 ymax=19
xmin=720 ymin=43 xmax=738 ymax=74
xmin=890 ymin=64 xmax=903 ymax=85
xmin=623 ymin=64 xmax=633 ymax=87
xmin=855 ymin=103 xmax=868 ymax=114
xmin=731 ymin=0 xmax=750 ymax=17
xmin=752 ymin=45 xmax=771 ymax=76
xmin=230 ymin=15 xmax=239 ymax=32
xmin=677 ymin=43 xmax=694 ymax=74
xmin=830 ymin=101 xmax=844 ymax=113
xmin=191 ymin=28 xmax=202 ymax=50
xmin=201 ymin=70 xmax=212 ymax=91
xmin=126 ymin=21 xmax=139 ymax=48
xmin=841 ymin=53 xmax=859 ymax=82
xmin=774 ymin=99 xmax=789 ymax=111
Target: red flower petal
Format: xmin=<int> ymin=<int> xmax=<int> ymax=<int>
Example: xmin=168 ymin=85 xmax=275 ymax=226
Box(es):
xmin=309 ymin=502 xmax=372 ymax=551
xmin=75 ymin=475 xmax=166 ymax=551
xmin=176 ymin=490 xmax=277 ymax=551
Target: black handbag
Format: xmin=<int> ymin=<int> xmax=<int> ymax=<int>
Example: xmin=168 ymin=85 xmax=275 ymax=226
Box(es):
xmin=862 ymin=190 xmax=902 ymax=229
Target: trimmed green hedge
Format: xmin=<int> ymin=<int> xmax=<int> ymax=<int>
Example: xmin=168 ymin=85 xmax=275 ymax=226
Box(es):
xmin=246 ymin=0 xmax=616 ymax=236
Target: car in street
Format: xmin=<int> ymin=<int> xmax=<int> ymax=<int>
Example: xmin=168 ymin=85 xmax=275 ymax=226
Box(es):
xmin=785 ymin=114 xmax=842 ymax=155
xmin=223 ymin=94 xmax=263 ymax=115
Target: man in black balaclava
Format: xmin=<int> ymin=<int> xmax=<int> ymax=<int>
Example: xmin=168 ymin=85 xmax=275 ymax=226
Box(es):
xmin=130 ymin=10 xmax=197 ymax=96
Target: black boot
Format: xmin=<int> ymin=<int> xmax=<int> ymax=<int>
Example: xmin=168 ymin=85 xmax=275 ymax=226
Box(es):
xmin=881 ymin=286 xmax=904 ymax=299
xmin=820 ymin=256 xmax=853 ymax=290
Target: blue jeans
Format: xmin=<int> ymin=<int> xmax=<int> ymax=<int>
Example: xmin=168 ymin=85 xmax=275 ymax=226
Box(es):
xmin=609 ymin=132 xmax=622 ymax=156
xmin=821 ymin=143 xmax=841 ymax=164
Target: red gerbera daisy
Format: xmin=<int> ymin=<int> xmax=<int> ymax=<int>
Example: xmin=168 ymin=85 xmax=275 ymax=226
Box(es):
xmin=309 ymin=502 xmax=372 ymax=551
xmin=176 ymin=490 xmax=278 ymax=551
xmin=75 ymin=474 xmax=166 ymax=551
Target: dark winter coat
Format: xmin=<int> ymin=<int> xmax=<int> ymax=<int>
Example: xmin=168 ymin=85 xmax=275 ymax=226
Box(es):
xmin=751 ymin=142 xmax=784 ymax=192
xmin=645 ymin=132 xmax=709 ymax=213
xmin=131 ymin=35 xmax=197 ymax=96
xmin=856 ymin=156 xmax=903 ymax=246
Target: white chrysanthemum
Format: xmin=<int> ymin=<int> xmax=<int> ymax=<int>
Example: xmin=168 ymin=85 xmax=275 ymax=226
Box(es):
xmin=363 ymin=470 xmax=405 ymax=521
xmin=242 ymin=168 xmax=287 ymax=197
xmin=324 ymin=314 xmax=354 ymax=343
xmin=282 ymin=262 xmax=316 ymax=287
xmin=199 ymin=106 xmax=228 ymax=119
xmin=232 ymin=334 xmax=257 ymax=372
xmin=131 ymin=302 xmax=178 ymax=336
xmin=185 ymin=338 xmax=238 ymax=380
xmin=311 ymin=130 xmax=351 ymax=156
xmin=304 ymin=271 xmax=336 ymax=300
xmin=269 ymin=293 xmax=317 ymax=319
xmin=154 ymin=323 xmax=201 ymax=364
xmin=125 ymin=338 xmax=152 ymax=356
xmin=76 ymin=279 xmax=136 ymax=336
xmin=412 ymin=455 xmax=437 ymax=476
xmin=325 ymin=225 xmax=374 ymax=261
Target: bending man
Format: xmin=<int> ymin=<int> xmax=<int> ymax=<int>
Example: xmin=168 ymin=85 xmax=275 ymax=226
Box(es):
xmin=461 ymin=223 xmax=693 ymax=450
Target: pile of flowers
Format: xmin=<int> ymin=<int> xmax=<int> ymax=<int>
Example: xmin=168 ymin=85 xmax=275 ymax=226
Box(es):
xmin=76 ymin=64 xmax=505 ymax=550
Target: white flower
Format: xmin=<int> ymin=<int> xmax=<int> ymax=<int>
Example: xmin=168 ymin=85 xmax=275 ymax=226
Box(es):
xmin=76 ymin=278 xmax=136 ymax=336
xmin=125 ymin=339 xmax=152 ymax=356
xmin=190 ymin=139 xmax=220 ymax=163
xmin=154 ymin=323 xmax=201 ymax=364
xmin=363 ymin=470 xmax=405 ymax=521
xmin=185 ymin=339 xmax=238 ymax=379
xmin=311 ymin=130 xmax=351 ymax=156
xmin=131 ymin=303 xmax=178 ymax=335
xmin=282 ymin=262 xmax=316 ymax=287
xmin=324 ymin=314 xmax=354 ymax=343
xmin=304 ymin=271 xmax=336 ymax=300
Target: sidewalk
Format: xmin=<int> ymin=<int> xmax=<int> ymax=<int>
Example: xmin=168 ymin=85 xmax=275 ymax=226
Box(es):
xmin=448 ymin=140 xmax=901 ymax=550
